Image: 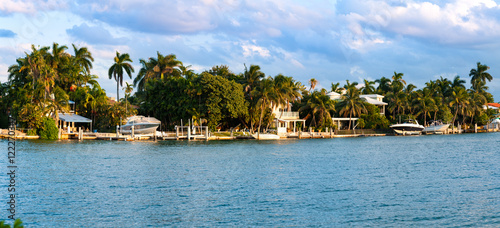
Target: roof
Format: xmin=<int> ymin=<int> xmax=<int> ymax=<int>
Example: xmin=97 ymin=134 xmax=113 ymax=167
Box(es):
xmin=363 ymin=97 xmax=388 ymax=105
xmin=58 ymin=113 xmax=92 ymax=123
xmin=488 ymin=103 xmax=500 ymax=108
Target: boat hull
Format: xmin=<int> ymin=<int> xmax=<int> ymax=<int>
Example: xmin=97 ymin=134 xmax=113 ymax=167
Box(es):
xmin=423 ymin=124 xmax=450 ymax=134
xmin=120 ymin=123 xmax=159 ymax=135
xmin=252 ymin=133 xmax=281 ymax=140
xmin=390 ymin=124 xmax=424 ymax=135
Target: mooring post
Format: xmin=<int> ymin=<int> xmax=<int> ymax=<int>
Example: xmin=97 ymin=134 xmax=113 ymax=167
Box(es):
xmin=187 ymin=126 xmax=191 ymax=141
xmin=116 ymin=125 xmax=119 ymax=138
xmin=205 ymin=126 xmax=209 ymax=141
xmin=131 ymin=125 xmax=135 ymax=139
xmin=175 ymin=125 xmax=179 ymax=140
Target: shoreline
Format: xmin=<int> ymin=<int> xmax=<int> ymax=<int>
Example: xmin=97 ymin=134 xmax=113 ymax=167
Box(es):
xmin=0 ymin=128 xmax=498 ymax=141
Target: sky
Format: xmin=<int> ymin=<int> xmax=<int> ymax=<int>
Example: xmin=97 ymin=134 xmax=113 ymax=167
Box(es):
xmin=1 ymin=0 xmax=500 ymax=101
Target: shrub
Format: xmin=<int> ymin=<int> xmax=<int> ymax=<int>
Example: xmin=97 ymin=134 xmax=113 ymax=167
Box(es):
xmin=39 ymin=117 xmax=59 ymax=140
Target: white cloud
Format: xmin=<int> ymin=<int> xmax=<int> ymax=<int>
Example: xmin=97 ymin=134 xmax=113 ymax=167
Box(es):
xmin=0 ymin=63 xmax=8 ymax=82
xmin=241 ymin=42 xmax=270 ymax=58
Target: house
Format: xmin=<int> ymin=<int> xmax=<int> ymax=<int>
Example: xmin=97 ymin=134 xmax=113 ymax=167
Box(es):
xmin=271 ymin=103 xmax=306 ymax=135
xmin=56 ymin=100 xmax=92 ymax=135
xmin=484 ymin=103 xmax=500 ymax=112
xmin=328 ymin=91 xmax=388 ymax=129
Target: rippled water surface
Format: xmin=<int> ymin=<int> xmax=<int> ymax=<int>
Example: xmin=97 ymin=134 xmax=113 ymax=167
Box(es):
xmin=1 ymin=133 xmax=500 ymax=226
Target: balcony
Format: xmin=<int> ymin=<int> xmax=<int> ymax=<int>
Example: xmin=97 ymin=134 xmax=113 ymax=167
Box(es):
xmin=274 ymin=111 xmax=300 ymax=119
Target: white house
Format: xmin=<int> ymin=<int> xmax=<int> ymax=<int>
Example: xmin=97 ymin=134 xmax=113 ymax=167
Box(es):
xmin=271 ymin=103 xmax=306 ymax=135
xmin=328 ymin=91 xmax=388 ymax=129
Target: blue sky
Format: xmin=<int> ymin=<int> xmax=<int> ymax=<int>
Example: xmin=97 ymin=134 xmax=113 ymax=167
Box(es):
xmin=1 ymin=0 xmax=500 ymax=101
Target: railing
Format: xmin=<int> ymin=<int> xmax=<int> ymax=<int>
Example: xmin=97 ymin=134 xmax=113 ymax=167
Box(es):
xmin=275 ymin=111 xmax=299 ymax=119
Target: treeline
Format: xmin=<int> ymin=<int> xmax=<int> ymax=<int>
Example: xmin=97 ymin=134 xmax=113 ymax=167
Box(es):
xmin=1 ymin=43 xmax=497 ymax=135
xmin=0 ymin=43 xmax=134 ymax=134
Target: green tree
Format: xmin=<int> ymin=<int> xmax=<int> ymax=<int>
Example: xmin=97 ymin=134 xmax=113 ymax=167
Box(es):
xmin=337 ymin=81 xmax=367 ymax=129
xmin=252 ymin=77 xmax=276 ymax=138
xmin=108 ymin=51 xmax=134 ymax=101
xmin=469 ymin=62 xmax=492 ymax=91
xmin=361 ymin=79 xmax=375 ymax=94
xmin=449 ymin=87 xmax=469 ymax=127
xmin=298 ymin=89 xmax=335 ymax=130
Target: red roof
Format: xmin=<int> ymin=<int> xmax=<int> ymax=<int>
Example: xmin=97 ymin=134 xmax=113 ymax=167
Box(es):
xmin=488 ymin=103 xmax=500 ymax=108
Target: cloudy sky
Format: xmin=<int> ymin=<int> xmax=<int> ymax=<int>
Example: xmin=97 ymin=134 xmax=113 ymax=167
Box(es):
xmin=1 ymin=0 xmax=500 ymax=100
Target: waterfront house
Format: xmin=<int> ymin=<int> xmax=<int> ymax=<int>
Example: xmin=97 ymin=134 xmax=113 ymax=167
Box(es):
xmin=271 ymin=103 xmax=306 ymax=135
xmin=56 ymin=100 xmax=92 ymax=137
xmin=328 ymin=91 xmax=388 ymax=129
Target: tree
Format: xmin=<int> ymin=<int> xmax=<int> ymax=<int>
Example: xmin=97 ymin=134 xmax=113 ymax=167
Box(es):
xmin=449 ymin=87 xmax=469 ymax=127
xmin=469 ymin=62 xmax=492 ymax=91
xmin=123 ymin=82 xmax=134 ymax=116
xmin=337 ymin=81 xmax=367 ymax=129
xmin=251 ymin=77 xmax=276 ymax=138
xmin=414 ymin=88 xmax=436 ymax=125
xmin=361 ymin=79 xmax=375 ymax=94
xmin=108 ymin=51 xmax=134 ymax=101
xmin=242 ymin=64 xmax=265 ymax=94
xmin=298 ymin=90 xmax=335 ymax=130
xmin=309 ymin=78 xmax=318 ymax=92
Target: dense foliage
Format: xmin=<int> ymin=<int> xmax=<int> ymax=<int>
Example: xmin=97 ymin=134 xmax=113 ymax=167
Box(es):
xmin=39 ymin=117 xmax=59 ymax=140
xmin=1 ymin=43 xmax=497 ymax=134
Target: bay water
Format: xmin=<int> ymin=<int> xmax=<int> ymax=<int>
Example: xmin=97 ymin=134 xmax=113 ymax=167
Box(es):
xmin=1 ymin=133 xmax=499 ymax=226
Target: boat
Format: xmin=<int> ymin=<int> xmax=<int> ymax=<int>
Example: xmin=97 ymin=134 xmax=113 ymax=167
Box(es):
xmin=120 ymin=116 xmax=161 ymax=135
xmin=252 ymin=133 xmax=281 ymax=140
xmin=423 ymin=120 xmax=450 ymax=134
xmin=390 ymin=119 xmax=424 ymax=135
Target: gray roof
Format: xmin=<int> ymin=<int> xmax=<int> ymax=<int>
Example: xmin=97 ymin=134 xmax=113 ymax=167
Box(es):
xmin=363 ymin=97 xmax=388 ymax=105
xmin=59 ymin=113 xmax=92 ymax=123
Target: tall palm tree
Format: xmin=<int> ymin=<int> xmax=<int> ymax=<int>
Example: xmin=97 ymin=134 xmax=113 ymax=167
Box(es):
xmin=469 ymin=62 xmax=492 ymax=91
xmin=108 ymin=51 xmax=134 ymax=101
xmin=337 ymin=82 xmax=367 ymax=130
xmin=449 ymin=87 xmax=469 ymax=127
xmin=251 ymin=77 xmax=276 ymax=139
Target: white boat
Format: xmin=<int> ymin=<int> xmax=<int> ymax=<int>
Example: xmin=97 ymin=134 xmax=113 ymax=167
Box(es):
xmin=120 ymin=116 xmax=161 ymax=135
xmin=252 ymin=133 xmax=281 ymax=140
xmin=390 ymin=119 xmax=424 ymax=135
xmin=423 ymin=120 xmax=450 ymax=134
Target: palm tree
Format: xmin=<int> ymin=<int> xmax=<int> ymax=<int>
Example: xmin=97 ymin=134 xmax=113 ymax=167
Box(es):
xmin=467 ymin=91 xmax=487 ymax=126
xmin=108 ymin=51 xmax=134 ymax=101
xmin=391 ymin=72 xmax=406 ymax=92
xmin=299 ymin=90 xmax=335 ymax=129
xmin=123 ymin=82 xmax=133 ymax=116
xmin=331 ymin=82 xmax=341 ymax=93
xmin=309 ymin=78 xmax=318 ymax=92
xmin=337 ymin=82 xmax=367 ymax=129
xmin=375 ymin=76 xmax=392 ymax=95
xmin=469 ymin=62 xmax=492 ymax=91
xmin=133 ymin=52 xmax=182 ymax=92
xmin=242 ymin=64 xmax=265 ymax=94
xmin=414 ymin=89 xmax=435 ymax=125
xmin=251 ymin=77 xmax=276 ymax=139
xmin=449 ymin=87 xmax=469 ymax=127
xmin=361 ymin=79 xmax=375 ymax=94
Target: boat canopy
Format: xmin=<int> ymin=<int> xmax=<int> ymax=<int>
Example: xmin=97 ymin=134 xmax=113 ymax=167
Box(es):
xmin=58 ymin=113 xmax=92 ymax=123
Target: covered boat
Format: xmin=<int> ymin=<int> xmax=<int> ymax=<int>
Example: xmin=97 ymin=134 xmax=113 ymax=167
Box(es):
xmin=120 ymin=116 xmax=161 ymax=135
xmin=423 ymin=120 xmax=450 ymax=134
xmin=390 ymin=119 xmax=424 ymax=135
